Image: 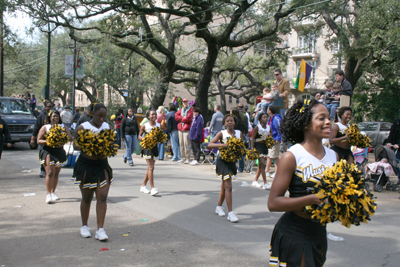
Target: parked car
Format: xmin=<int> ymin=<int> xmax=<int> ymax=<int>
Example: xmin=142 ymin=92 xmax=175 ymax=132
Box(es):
xmin=357 ymin=122 xmax=392 ymax=147
xmin=0 ymin=97 xmax=37 ymax=148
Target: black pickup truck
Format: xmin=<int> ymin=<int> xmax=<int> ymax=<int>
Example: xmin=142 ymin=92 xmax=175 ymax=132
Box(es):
xmin=0 ymin=97 xmax=37 ymax=148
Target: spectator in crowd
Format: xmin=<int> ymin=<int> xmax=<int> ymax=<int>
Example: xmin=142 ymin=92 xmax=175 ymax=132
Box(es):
xmin=30 ymin=99 xmax=55 ymax=178
xmin=325 ymin=83 xmax=341 ymax=120
xmin=189 ymin=107 xmax=204 ymax=166
xmin=56 ymin=103 xmax=63 ymax=113
xmin=73 ymin=108 xmax=81 ymax=123
xmin=335 ymin=69 xmax=353 ymax=97
xmin=156 ymin=106 xmax=167 ymax=160
xmin=60 ymin=106 xmax=73 ymax=129
xmin=387 ymin=117 xmax=400 ymax=183
xmin=166 ymin=103 xmax=181 ymax=162
xmin=238 ymin=103 xmax=251 ymax=134
xmin=175 ymin=99 xmax=193 ymax=164
xmin=30 ymin=94 xmax=37 ymax=111
xmin=114 ymin=108 xmax=124 ymax=149
xmin=24 ymin=90 xmax=31 ymax=101
xmin=77 ymin=104 xmax=92 ymax=127
xmin=274 ymin=69 xmax=290 ymax=118
xmin=121 ymin=108 xmax=140 ymax=167
xmin=210 ymin=104 xmax=224 ymax=140
xmin=0 ymin=115 xmax=12 ymax=160
xmin=265 ymin=105 xmax=282 ymax=178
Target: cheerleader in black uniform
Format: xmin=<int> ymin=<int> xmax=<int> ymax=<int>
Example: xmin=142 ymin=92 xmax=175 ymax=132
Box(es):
xmin=138 ymin=110 xmax=160 ymax=196
xmin=268 ymin=100 xmax=338 ymax=267
xmin=37 ymin=110 xmax=73 ymax=204
xmin=208 ymin=114 xmax=243 ymax=223
xmin=329 ymin=106 xmax=354 ymax=164
xmin=251 ymin=113 xmax=272 ymax=190
xmin=72 ymin=103 xmax=113 ymax=241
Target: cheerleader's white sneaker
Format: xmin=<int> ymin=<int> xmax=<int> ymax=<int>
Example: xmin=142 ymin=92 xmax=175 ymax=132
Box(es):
xmin=262 ymin=183 xmax=271 ymax=190
xmin=252 ymin=181 xmax=262 ymax=188
xmin=46 ymin=194 xmax=52 ymax=204
xmin=215 ymin=206 xmax=226 ymax=217
xmin=51 ymin=193 xmax=60 ymax=200
xmin=140 ymin=186 xmax=150 ymax=194
xmin=150 ymin=188 xmax=158 ymax=196
xmin=227 ymin=211 xmax=239 ymax=222
xmin=80 ymin=225 xmax=91 ymax=238
xmin=95 ymin=228 xmax=108 ymax=241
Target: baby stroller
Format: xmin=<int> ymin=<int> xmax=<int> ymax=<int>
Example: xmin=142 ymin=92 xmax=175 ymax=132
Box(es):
xmin=353 ymin=146 xmax=369 ymax=179
xmin=365 ymin=145 xmax=398 ymax=192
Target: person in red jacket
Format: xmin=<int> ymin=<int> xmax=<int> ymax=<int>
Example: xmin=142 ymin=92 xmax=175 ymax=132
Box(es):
xmin=175 ymin=99 xmax=193 ymax=164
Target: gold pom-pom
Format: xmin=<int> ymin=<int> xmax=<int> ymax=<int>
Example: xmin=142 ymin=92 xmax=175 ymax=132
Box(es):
xmin=219 ymin=136 xmax=246 ymax=162
xmin=75 ymin=129 xmax=117 ymax=157
xmin=140 ymin=127 xmax=167 ymax=150
xmin=347 ymin=124 xmax=372 ymax=148
xmin=246 ymin=148 xmax=259 ymax=160
xmin=45 ymin=124 xmax=68 ymax=148
xmin=264 ymin=135 xmax=275 ymax=149
xmin=304 ymin=159 xmax=377 ymax=227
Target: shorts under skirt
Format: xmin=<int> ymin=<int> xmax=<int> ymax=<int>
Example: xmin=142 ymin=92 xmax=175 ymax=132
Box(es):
xmin=331 ymin=145 xmax=354 ymax=162
xmin=39 ymin=146 xmax=67 ymax=168
xmin=71 ymin=156 xmax=113 ymax=189
xmin=255 ymin=142 xmax=269 ymax=158
xmin=216 ymin=158 xmax=237 ymax=180
xmin=141 ymin=146 xmax=159 ymax=160
xmin=269 ymin=211 xmax=327 ymax=267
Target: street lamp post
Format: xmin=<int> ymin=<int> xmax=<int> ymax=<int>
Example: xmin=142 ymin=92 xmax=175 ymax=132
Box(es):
xmin=338 ymin=0 xmax=350 ymax=71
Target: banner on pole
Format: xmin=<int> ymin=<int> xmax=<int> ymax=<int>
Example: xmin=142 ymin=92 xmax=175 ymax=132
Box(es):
xmin=65 ymin=55 xmax=84 ymax=79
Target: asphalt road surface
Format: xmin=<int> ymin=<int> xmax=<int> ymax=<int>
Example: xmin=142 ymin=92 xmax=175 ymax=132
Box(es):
xmin=1 ymin=143 xmax=400 ymax=266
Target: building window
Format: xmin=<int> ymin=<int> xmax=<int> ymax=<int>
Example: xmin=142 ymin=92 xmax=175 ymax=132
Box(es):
xmin=228 ymin=95 xmax=232 ymax=104
xmin=331 ymin=43 xmax=339 ymax=54
xmin=236 ymin=98 xmax=240 ymax=104
xmin=297 ymin=34 xmax=317 ymax=54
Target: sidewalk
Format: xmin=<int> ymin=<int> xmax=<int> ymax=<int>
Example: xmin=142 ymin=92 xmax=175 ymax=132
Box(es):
xmin=0 ymin=157 xmax=265 ymax=267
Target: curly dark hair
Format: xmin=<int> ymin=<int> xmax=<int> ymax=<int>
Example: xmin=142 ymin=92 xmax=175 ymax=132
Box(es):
xmin=338 ymin=106 xmax=352 ymax=119
xmin=280 ymin=99 xmax=326 ymax=144
xmin=222 ymin=114 xmax=235 ymax=125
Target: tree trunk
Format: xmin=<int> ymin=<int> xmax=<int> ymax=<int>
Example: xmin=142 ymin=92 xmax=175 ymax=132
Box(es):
xmin=196 ymin=44 xmax=219 ymax=123
xmin=344 ymin=57 xmax=363 ymax=91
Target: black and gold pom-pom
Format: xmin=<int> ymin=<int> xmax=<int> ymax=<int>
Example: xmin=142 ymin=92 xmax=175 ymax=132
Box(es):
xmin=303 ymin=159 xmax=377 ymax=227
xmin=347 ymin=124 xmax=372 ymax=148
xmin=45 ymin=124 xmax=68 ymax=148
xmin=246 ymin=148 xmax=259 ymax=160
xmin=219 ymin=136 xmax=246 ymax=162
xmin=75 ymin=129 xmax=118 ymax=157
xmin=264 ymin=135 xmax=275 ymax=149
xmin=140 ymin=127 xmax=168 ymax=150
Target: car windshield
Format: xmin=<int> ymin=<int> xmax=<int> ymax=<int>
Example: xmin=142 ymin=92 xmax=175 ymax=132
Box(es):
xmin=358 ymin=122 xmax=378 ymax=131
xmin=0 ymin=99 xmax=32 ymax=115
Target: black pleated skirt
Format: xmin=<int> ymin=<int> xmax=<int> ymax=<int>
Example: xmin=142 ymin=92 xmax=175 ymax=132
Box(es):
xmin=255 ymin=142 xmax=269 ymax=158
xmin=71 ymin=156 xmax=113 ymax=189
xmin=216 ymin=158 xmax=237 ymax=180
xmin=39 ymin=146 xmax=67 ymax=167
xmin=141 ymin=145 xmax=159 ymax=160
xmin=331 ymin=145 xmax=354 ymax=161
xmin=269 ymin=211 xmax=327 ymax=267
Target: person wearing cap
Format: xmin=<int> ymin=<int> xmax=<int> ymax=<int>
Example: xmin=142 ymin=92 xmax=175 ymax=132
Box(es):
xmin=61 ymin=106 xmax=73 ymax=130
xmin=175 ymin=98 xmax=193 ymax=164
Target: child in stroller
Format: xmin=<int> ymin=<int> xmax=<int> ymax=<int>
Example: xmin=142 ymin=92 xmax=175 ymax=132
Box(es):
xmin=366 ymin=145 xmax=397 ymax=192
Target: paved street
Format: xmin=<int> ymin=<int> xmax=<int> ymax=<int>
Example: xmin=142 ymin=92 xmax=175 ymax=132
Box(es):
xmin=1 ymin=143 xmax=400 ymax=267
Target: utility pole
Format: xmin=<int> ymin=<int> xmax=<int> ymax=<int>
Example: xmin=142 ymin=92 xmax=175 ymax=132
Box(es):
xmin=72 ymin=40 xmax=77 ymax=113
xmin=45 ymin=21 xmax=51 ymax=100
xmin=0 ymin=1 xmax=4 ymax=97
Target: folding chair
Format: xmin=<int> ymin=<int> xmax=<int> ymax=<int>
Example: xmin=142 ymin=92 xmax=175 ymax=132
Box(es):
xmin=200 ymin=142 xmax=217 ymax=164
